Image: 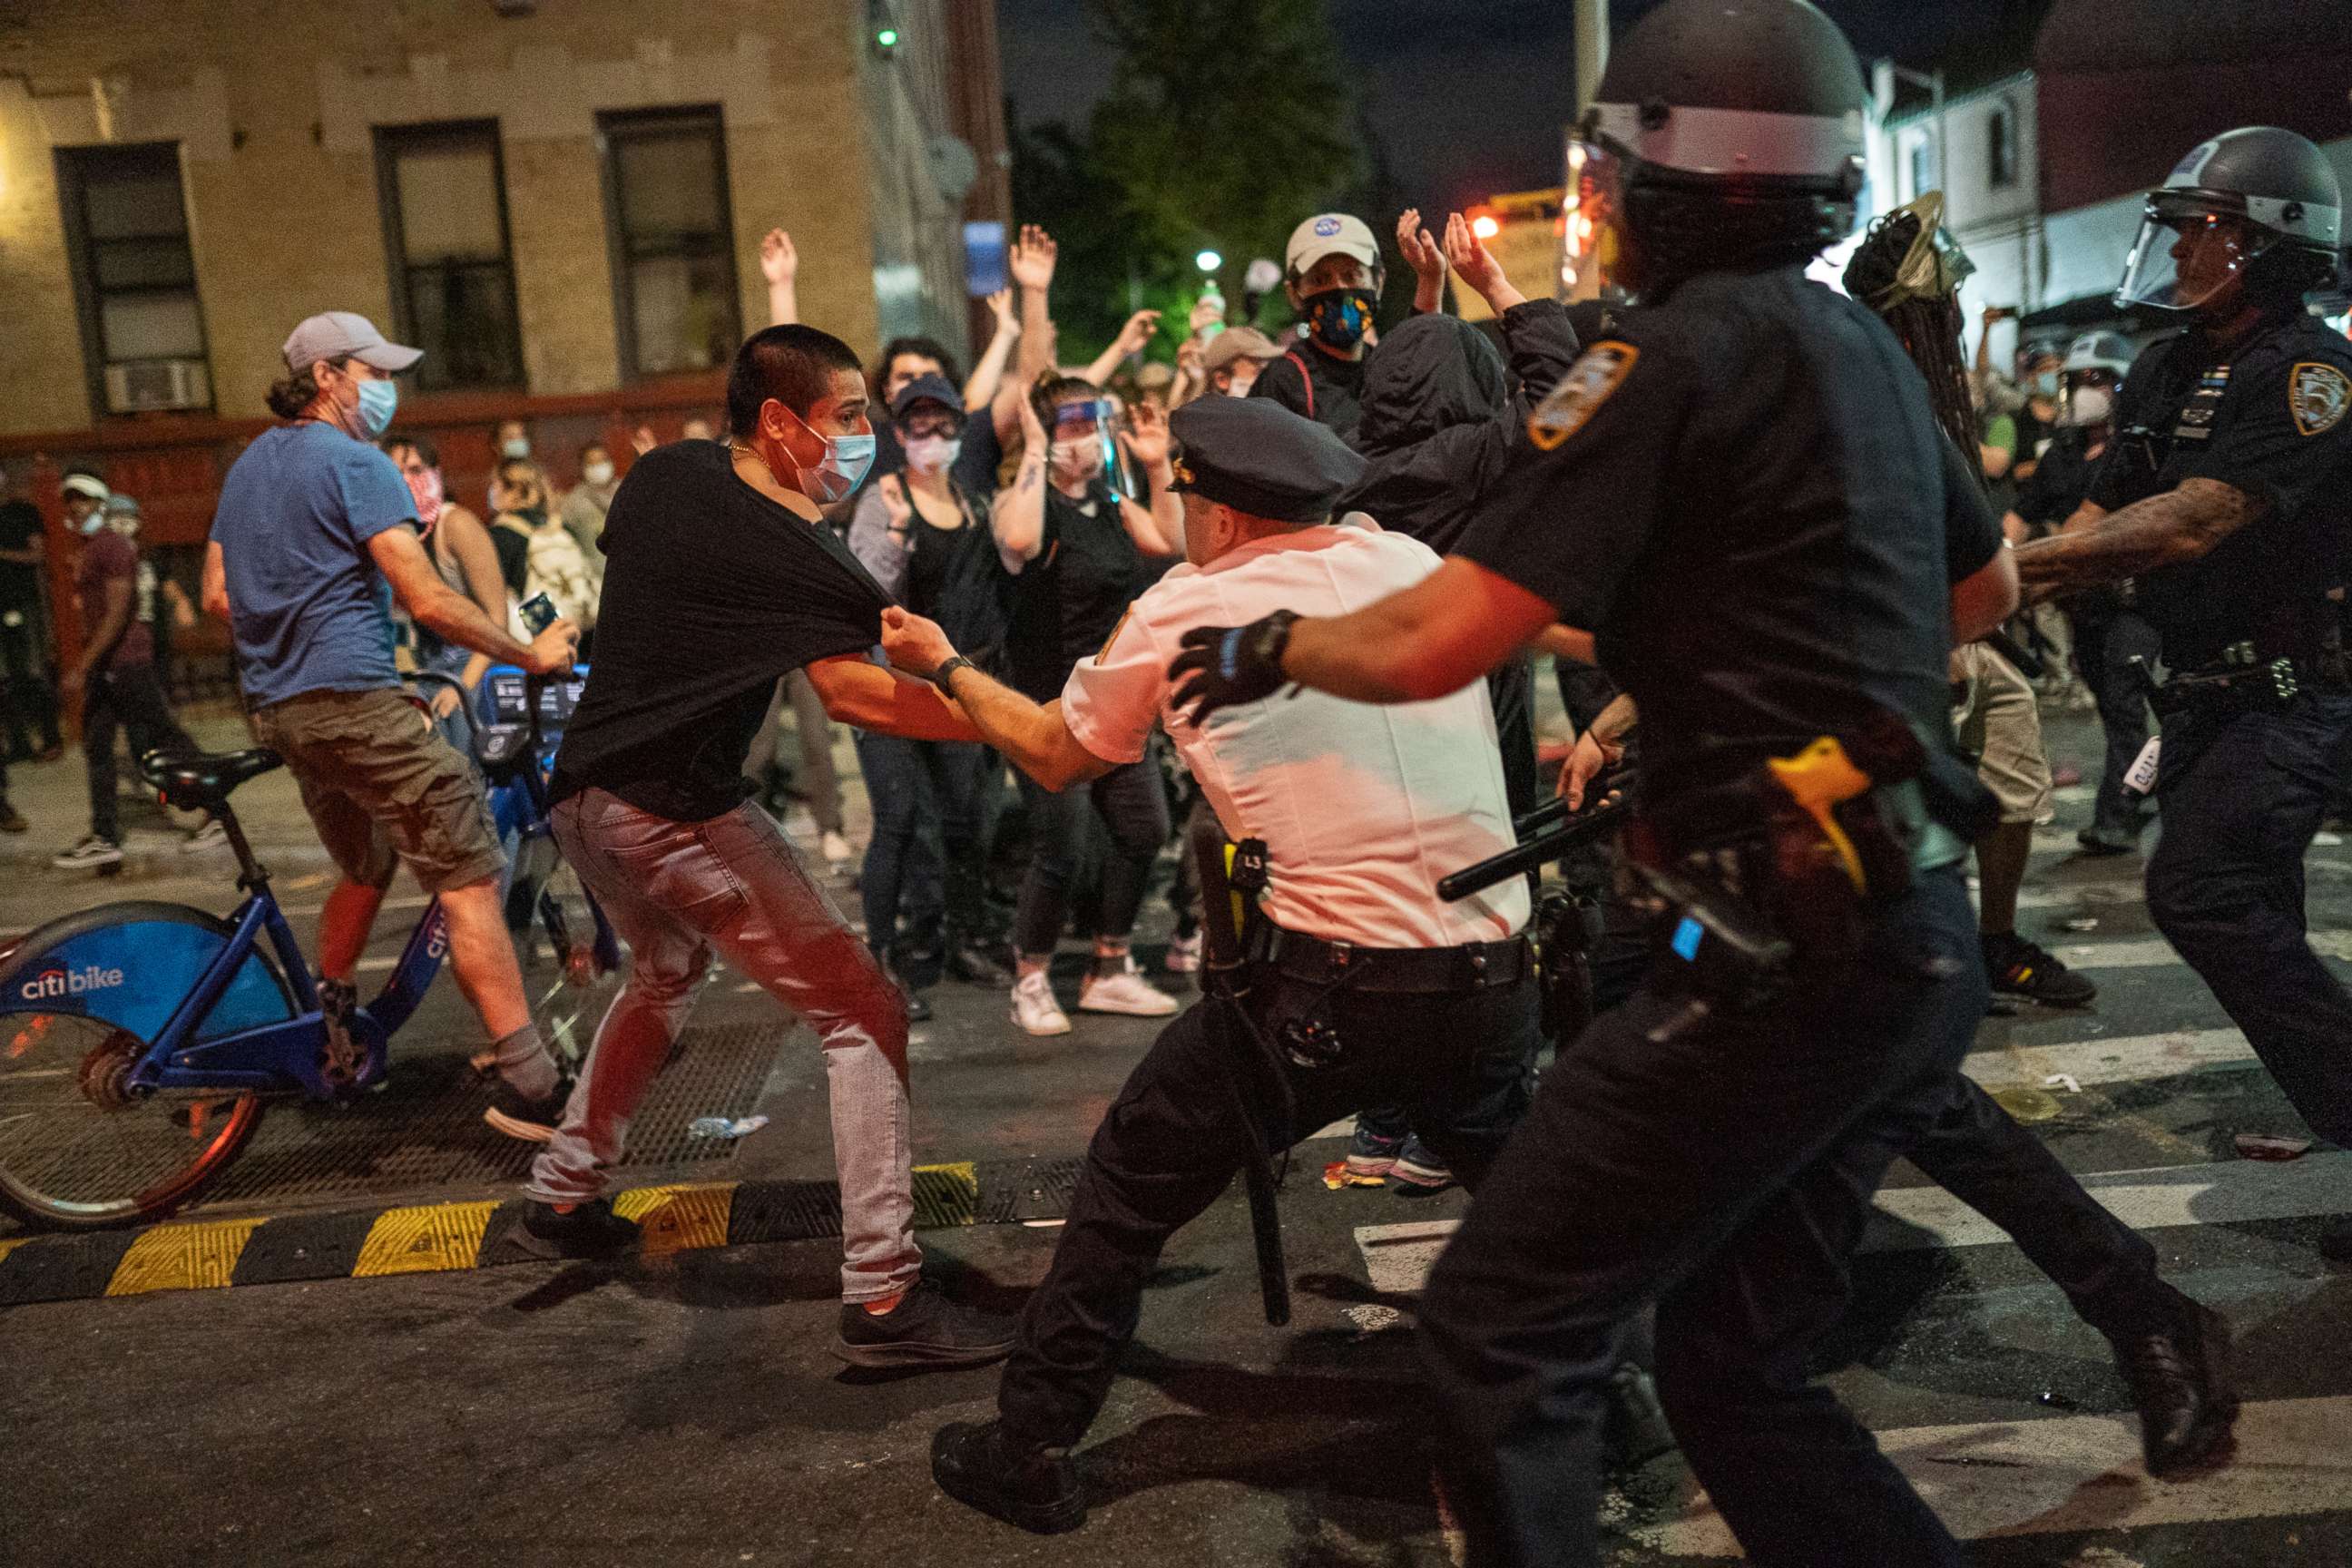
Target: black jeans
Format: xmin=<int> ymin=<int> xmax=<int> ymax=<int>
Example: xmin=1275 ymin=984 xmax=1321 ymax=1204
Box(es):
xmin=853 ymin=731 xmax=990 ymax=957
xmin=997 ymin=971 xmax=1544 ymax=1448
xmin=0 ymin=608 xmax=59 ymax=755
xmin=1013 ymin=755 xmax=1168 ymax=956
xmin=1420 ymin=867 xmax=1984 ymax=1568
xmin=2071 ymin=605 xmax=2161 ymax=838
xmin=2146 ymin=688 xmax=2352 ymax=1147
xmin=82 ymin=664 xmax=195 ymax=842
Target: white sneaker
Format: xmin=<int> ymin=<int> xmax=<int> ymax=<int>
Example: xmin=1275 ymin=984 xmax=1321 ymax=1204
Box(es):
xmin=53 ymin=834 xmax=122 ymax=870
xmin=181 ymin=818 xmax=230 ymax=853
xmin=1078 ymin=960 xmax=1181 ymax=1017
xmin=1010 ymin=971 xmax=1072 ymax=1036
xmin=820 ymin=829 xmax=855 ymax=868
xmin=1163 ymin=931 xmax=1203 ymax=974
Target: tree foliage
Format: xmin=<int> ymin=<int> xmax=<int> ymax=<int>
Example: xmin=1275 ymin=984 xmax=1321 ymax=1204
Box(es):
xmin=1010 ymin=0 xmax=1364 ymax=363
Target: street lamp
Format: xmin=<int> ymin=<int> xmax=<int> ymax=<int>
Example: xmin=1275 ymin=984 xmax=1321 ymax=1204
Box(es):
xmin=1195 ymin=249 xmax=1222 ymax=274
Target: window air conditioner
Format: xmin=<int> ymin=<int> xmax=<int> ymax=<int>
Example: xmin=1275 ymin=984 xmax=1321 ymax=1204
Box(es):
xmin=104 ymin=358 xmax=211 ymax=414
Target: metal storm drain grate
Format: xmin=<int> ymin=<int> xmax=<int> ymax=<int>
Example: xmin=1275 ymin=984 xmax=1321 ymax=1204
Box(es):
xmin=184 ymin=1022 xmax=789 ymax=1214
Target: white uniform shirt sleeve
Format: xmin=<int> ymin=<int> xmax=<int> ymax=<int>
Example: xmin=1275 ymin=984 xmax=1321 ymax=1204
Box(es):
xmin=1058 ymin=606 xmax=1165 ymax=765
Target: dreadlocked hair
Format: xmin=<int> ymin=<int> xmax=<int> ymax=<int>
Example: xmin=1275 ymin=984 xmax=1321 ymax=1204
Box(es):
xmin=1844 ymin=209 xmax=1982 ymax=467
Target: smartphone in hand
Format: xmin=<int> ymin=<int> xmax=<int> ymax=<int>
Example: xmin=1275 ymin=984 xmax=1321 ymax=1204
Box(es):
xmin=518 ymin=593 xmax=559 ymax=635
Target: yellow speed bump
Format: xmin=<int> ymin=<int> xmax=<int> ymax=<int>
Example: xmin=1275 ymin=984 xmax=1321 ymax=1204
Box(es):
xmin=353 ymin=1200 xmax=498 ymax=1278
xmin=613 ymin=1181 xmax=736 ymax=1255
xmin=105 ymin=1216 xmax=268 ymax=1296
xmin=912 ymin=1161 xmax=979 ymax=1229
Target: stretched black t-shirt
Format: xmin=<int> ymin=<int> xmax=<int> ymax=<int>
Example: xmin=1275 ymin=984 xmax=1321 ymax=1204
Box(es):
xmin=1003 ymin=485 xmax=1142 ymax=701
xmin=552 ymin=439 xmax=891 ymax=820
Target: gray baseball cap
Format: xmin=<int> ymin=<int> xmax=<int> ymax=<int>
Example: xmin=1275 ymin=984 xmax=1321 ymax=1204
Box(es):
xmin=281 ymin=311 xmax=423 ymax=375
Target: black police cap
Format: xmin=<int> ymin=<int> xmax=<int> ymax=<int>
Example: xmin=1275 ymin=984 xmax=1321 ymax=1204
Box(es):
xmin=1166 ymin=396 xmax=1367 ymax=524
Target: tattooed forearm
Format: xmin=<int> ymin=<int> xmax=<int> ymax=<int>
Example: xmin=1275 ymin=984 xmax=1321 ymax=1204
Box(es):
xmin=2014 ymin=478 xmax=2258 ymax=596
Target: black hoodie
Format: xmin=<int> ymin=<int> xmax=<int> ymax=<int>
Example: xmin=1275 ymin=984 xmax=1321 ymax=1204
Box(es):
xmin=1342 ymin=299 xmax=1584 ymax=554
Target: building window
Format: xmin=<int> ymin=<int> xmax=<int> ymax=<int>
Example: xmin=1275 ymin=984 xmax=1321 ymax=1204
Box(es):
xmin=1906 ymin=133 xmax=1934 ymax=202
xmin=377 ymin=121 xmax=524 ymax=391
xmin=55 ymin=142 xmax=212 ymax=415
xmin=1987 ymin=102 xmax=2019 ymax=190
xmin=600 ymin=107 xmax=741 ymax=377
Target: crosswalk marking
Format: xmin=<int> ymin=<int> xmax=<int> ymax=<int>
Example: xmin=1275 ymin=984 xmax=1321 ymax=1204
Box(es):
xmin=1647 ymin=1395 xmax=2352 ymax=1556
xmin=2064 ymin=931 xmax=2352 ymax=969
xmin=1353 ymin=1151 xmax=2350 ymax=1292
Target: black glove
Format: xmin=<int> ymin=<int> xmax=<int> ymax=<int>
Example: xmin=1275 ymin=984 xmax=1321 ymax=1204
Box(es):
xmin=1170 ymin=611 xmax=1299 ymax=724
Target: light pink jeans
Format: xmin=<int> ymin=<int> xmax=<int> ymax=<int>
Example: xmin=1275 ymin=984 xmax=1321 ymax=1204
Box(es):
xmin=525 ymin=789 xmax=919 ymax=1302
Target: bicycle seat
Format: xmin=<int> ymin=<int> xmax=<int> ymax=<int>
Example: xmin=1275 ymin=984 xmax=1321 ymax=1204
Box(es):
xmin=141 ymin=747 xmax=284 ymax=811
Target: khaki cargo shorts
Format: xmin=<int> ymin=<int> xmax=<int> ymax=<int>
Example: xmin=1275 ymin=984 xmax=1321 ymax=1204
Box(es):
xmin=250 ymin=686 xmax=506 ymax=894
xmin=1950 ymin=642 xmax=2054 ymax=827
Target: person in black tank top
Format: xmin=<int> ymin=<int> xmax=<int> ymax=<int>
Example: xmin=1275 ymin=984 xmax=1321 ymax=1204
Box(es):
xmin=987 ymin=375 xmax=1184 ymax=1034
xmin=847 ymin=376 xmax=1016 ymax=1001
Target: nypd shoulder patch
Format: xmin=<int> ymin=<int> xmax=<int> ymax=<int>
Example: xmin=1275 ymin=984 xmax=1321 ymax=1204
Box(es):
xmin=1529 ymin=342 xmax=1640 ymax=452
xmin=2290 ymin=360 xmax=2349 ymax=437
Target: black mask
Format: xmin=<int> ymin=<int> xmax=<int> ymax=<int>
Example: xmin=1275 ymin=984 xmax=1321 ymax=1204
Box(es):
xmin=1301 ymin=287 xmax=1376 ymax=351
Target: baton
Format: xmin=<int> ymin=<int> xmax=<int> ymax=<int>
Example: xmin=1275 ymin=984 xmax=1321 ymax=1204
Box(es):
xmin=1440 ymin=790 xmax=1636 ymax=902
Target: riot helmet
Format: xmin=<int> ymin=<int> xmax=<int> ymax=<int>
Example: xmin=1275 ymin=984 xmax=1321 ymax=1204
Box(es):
xmin=1564 ymin=0 xmax=1868 ymax=301
xmin=2115 ymin=127 xmax=2344 ymax=313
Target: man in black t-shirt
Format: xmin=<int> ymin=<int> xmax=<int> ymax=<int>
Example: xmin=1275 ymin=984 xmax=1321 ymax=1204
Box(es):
xmin=525 ymin=324 xmax=1015 ymax=1371
xmin=0 ymin=477 xmax=62 ymax=764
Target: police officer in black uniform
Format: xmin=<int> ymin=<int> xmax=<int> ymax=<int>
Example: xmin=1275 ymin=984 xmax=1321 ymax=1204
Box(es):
xmin=2015 ymin=126 xmax=2352 ymax=1252
xmin=1170 ymin=5 xmax=2017 ymax=1562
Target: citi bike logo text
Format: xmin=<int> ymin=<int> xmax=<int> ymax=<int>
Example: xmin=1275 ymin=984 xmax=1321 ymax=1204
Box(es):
xmin=21 ymin=964 xmax=127 ymax=1002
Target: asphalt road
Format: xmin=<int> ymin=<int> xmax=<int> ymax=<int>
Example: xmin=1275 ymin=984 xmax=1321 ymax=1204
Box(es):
xmin=6 ymin=713 xmax=2352 ymax=1567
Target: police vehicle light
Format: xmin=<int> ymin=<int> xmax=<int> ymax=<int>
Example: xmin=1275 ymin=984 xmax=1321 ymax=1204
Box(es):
xmin=1471 ymin=214 xmax=1501 ymax=240
xmin=1195 ymin=250 xmax=1222 ymax=273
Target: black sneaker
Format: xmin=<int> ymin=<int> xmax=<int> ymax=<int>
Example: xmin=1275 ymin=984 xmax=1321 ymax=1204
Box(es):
xmin=835 ymin=1279 xmax=1016 ymax=1369
xmin=2076 ymin=823 xmax=2142 ymax=857
xmin=946 ymin=939 xmax=1014 ymax=987
xmin=2105 ymin=1294 xmax=2239 ymax=1477
xmin=517 ymin=1197 xmax=640 ymax=1260
xmin=1983 ymin=932 xmax=2098 ymax=1007
xmin=932 ymin=1420 xmax=1085 ymax=1534
xmin=484 ymin=1076 xmax=572 ymax=1142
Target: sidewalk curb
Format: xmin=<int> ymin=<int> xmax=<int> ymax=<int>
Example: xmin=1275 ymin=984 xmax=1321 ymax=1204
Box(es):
xmin=0 ymin=1155 xmax=1083 ymax=1308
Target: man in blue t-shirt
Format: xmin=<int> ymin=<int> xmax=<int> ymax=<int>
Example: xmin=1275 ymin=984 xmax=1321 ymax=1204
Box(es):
xmin=204 ymin=311 xmax=581 ymax=1139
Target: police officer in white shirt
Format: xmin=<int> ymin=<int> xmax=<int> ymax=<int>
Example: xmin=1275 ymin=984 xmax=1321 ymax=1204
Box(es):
xmin=877 ymin=397 xmax=1544 ymax=1534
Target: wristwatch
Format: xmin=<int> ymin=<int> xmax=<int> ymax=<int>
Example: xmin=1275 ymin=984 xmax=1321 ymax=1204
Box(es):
xmin=931 ymin=655 xmax=975 ymax=695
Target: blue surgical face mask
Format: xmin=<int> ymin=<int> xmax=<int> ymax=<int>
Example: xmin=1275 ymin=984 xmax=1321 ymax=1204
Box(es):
xmin=2033 ymin=370 xmax=2061 ymax=399
xmin=501 ymin=436 xmax=531 ymax=459
xmin=772 ymin=404 xmax=876 ymax=504
xmin=355 ymin=377 xmax=399 ymax=439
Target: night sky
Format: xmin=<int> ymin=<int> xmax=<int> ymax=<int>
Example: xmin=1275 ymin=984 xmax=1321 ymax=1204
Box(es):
xmin=998 ymin=1 xmax=2047 ymax=214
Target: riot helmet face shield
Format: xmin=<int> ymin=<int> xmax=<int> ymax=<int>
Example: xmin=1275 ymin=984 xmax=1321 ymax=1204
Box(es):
xmin=2115 ymin=198 xmax=2266 ymax=314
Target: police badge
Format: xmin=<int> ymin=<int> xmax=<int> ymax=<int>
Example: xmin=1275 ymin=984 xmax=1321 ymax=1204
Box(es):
xmin=2290 ymin=361 xmax=2349 ymax=436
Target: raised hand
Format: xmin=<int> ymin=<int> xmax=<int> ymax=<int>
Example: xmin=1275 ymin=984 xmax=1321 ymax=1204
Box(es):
xmin=1444 ymin=211 xmax=1502 ymax=294
xmin=877 ymin=473 xmax=914 ymax=535
xmin=760 ymin=228 xmax=799 ymax=286
xmin=631 ymin=424 xmax=656 ymax=456
xmin=986 ymin=287 xmax=1020 ymax=338
xmin=1009 ymin=224 xmax=1059 ymax=291
xmin=1398 ymin=208 xmax=1447 ymax=288
xmin=1122 ymin=398 xmax=1171 ymax=468
xmin=1113 ymin=309 xmax=1162 ymax=358
xmin=880 ymin=604 xmax=957 ymax=680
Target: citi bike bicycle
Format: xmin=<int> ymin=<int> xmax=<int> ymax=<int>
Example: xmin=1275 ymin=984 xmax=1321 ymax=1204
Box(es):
xmin=0 ymin=671 xmax=616 ymax=1230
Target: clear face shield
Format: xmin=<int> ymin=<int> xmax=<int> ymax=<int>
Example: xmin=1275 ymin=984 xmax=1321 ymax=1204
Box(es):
xmin=2115 ymin=198 xmax=2265 ymax=312
xmin=1051 ymin=396 xmax=1132 ymax=503
xmin=1560 ymin=122 xmax=1636 ymax=305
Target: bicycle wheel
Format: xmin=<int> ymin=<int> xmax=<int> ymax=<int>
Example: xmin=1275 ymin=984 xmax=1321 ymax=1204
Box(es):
xmin=0 ymin=1010 xmax=264 ymax=1229
xmin=0 ymin=902 xmax=291 ymax=1230
xmin=528 ymin=858 xmax=623 ymax=1072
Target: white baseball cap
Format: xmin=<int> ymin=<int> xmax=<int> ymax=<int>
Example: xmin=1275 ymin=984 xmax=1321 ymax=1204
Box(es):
xmin=1284 ymin=213 xmax=1380 ymax=281
xmin=281 ymin=311 xmax=423 ymax=375
xmin=59 ymin=474 xmax=109 ymax=503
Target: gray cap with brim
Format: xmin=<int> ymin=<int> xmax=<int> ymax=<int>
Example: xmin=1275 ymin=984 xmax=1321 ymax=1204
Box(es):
xmin=281 ymin=311 xmax=424 ymax=375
